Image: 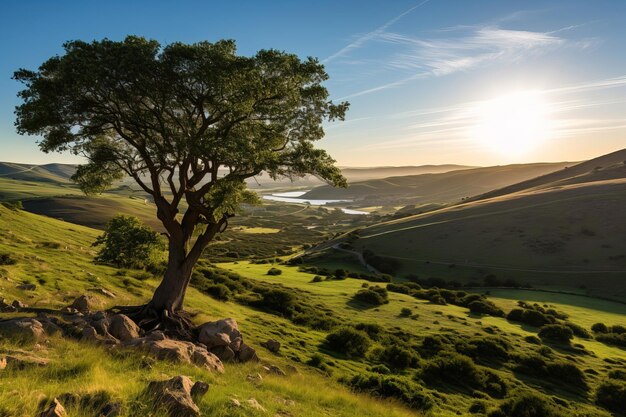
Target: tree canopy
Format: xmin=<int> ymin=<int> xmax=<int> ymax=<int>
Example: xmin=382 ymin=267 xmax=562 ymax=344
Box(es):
xmin=14 ymin=36 xmax=348 ymax=316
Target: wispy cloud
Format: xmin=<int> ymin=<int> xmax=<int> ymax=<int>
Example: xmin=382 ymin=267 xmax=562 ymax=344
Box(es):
xmin=322 ymin=0 xmax=431 ymax=64
xmin=339 ymin=26 xmax=569 ymax=99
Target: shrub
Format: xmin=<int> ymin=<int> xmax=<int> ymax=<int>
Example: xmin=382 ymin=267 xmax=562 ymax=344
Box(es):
xmin=354 ymin=323 xmax=384 ymax=341
xmin=0 ymin=253 xmax=17 ymax=266
xmin=353 ymin=287 xmax=389 ymax=306
xmin=524 ymin=335 xmax=542 ymax=345
xmin=421 ymin=353 xmax=483 ymax=387
xmin=399 ymin=307 xmax=413 ymax=317
xmin=457 ymin=337 xmax=510 ymax=362
xmin=348 ymin=373 xmax=433 ymax=410
xmin=92 ymin=215 xmax=162 ymax=269
xmin=378 ymin=345 xmax=419 ymax=370
xmin=267 ymin=267 xmax=282 ymax=276
xmin=596 ymin=332 xmax=626 ymax=348
xmin=468 ymin=300 xmax=504 ymax=317
xmin=1 ymin=201 xmax=23 ymax=211
xmin=546 ymin=362 xmax=586 ymax=388
xmin=564 ymin=322 xmax=591 ymax=339
xmin=387 ymin=283 xmax=411 ymax=295
xmin=507 ymin=308 xmax=553 ymax=327
xmin=469 ymin=401 xmax=487 ymax=414
xmin=538 ymin=324 xmax=574 ymax=344
xmin=203 ymin=284 xmax=231 ymax=301
xmin=495 ymin=393 xmax=560 ymax=417
xmin=595 ymin=379 xmax=626 ymax=415
xmin=591 ymin=322 xmax=608 ymax=333
xmin=250 ymin=289 xmax=295 ymax=316
xmin=311 ymin=275 xmax=323 ymax=283
xmin=326 ymin=326 xmax=372 ymax=357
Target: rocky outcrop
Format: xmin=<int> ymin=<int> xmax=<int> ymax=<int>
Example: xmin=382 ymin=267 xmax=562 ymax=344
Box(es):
xmin=196 ymin=318 xmax=258 ymax=363
xmin=108 ymin=314 xmax=141 ymax=341
xmin=0 ymin=317 xmax=45 ymax=342
xmin=69 ymin=295 xmax=93 ymax=313
xmin=260 ymin=338 xmax=281 ymax=353
xmin=147 ymin=376 xmax=209 ymax=417
xmin=37 ymin=398 xmax=66 ymax=417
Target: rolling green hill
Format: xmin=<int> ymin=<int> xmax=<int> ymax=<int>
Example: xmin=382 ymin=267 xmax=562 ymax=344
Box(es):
xmin=309 ymin=150 xmax=626 ymax=301
xmin=302 ymin=161 xmax=573 ymax=206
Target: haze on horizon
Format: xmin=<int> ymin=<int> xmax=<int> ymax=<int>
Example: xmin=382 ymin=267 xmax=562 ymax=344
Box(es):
xmin=1 ymin=0 xmax=625 ymax=167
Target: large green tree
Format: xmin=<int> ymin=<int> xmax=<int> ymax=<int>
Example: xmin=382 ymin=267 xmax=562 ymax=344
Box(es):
xmin=14 ymin=36 xmax=347 ymax=331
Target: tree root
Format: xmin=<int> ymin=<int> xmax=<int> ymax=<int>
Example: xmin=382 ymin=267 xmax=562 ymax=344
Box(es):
xmin=108 ymin=304 xmax=196 ymax=341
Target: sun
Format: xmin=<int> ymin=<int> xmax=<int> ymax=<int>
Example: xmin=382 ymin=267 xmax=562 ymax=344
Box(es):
xmin=471 ymin=91 xmax=552 ymax=157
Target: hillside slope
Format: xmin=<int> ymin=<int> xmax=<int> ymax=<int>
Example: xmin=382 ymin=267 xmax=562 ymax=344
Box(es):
xmin=302 ymin=162 xmax=572 ymax=206
xmin=312 ymin=152 xmax=626 ymax=300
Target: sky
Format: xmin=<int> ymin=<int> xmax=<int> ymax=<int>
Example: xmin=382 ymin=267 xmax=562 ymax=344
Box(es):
xmin=1 ymin=0 xmax=626 ymax=167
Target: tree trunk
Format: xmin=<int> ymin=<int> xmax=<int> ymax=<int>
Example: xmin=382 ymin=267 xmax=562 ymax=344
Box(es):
xmin=147 ymin=240 xmax=193 ymax=313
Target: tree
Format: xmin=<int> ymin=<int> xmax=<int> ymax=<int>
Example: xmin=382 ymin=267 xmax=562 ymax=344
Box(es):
xmin=14 ymin=36 xmax=348 ymax=333
xmin=93 ymin=215 xmax=161 ymax=268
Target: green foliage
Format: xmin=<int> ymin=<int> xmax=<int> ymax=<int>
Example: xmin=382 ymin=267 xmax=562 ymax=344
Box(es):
xmin=0 ymin=253 xmax=17 ymax=266
xmin=0 ymin=201 xmax=23 ymax=211
xmin=399 ymin=307 xmax=412 ymax=317
xmin=596 ymin=379 xmax=626 ymax=415
xmin=513 ymin=355 xmax=587 ymax=390
xmin=591 ymin=322 xmax=608 ymax=333
xmin=538 ymin=324 xmax=574 ymax=344
xmin=352 ymin=286 xmax=389 ymax=306
xmin=347 ymin=373 xmax=433 ymax=411
xmin=203 ymin=284 xmax=232 ymax=301
xmin=250 ymin=288 xmax=296 ymax=316
xmin=493 ymin=393 xmax=561 ymax=417
xmin=267 ymin=267 xmax=283 ymax=276
xmin=362 ymin=250 xmax=401 ymax=274
xmin=326 ymin=326 xmax=372 ymax=357
xmin=468 ymin=299 xmax=505 ymax=317
xmin=377 ymin=345 xmax=419 ymax=370
xmin=92 ymin=215 xmax=161 ymax=269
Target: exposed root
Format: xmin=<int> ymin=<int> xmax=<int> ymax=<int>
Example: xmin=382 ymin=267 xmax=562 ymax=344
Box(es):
xmin=108 ymin=304 xmax=196 ymax=341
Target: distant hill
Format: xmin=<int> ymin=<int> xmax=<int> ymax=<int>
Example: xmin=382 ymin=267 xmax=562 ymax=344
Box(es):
xmin=310 ymin=148 xmax=626 ymax=301
xmin=302 ymin=162 xmax=573 ymax=206
xmin=0 ymin=162 xmax=75 ymax=183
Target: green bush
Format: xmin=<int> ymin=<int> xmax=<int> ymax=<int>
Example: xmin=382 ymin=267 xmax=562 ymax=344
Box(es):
xmin=353 ymin=286 xmax=389 ymax=306
xmin=326 ymin=326 xmax=372 ymax=357
xmin=507 ymin=308 xmax=554 ymax=327
xmin=203 ymin=284 xmax=231 ymax=301
xmin=421 ymin=353 xmax=483 ymax=387
xmin=494 ymin=393 xmax=560 ymax=417
xmin=596 ymin=332 xmax=626 ymax=348
xmin=591 ymin=322 xmax=608 ymax=333
xmin=0 ymin=253 xmax=17 ymax=266
xmin=564 ymin=322 xmax=591 ymax=339
xmin=399 ymin=307 xmax=412 ymax=317
xmin=311 ymin=275 xmax=323 ymax=282
xmin=92 ymin=215 xmax=162 ymax=269
xmin=467 ymin=300 xmax=504 ymax=317
xmin=595 ymin=379 xmax=626 ymax=415
xmin=267 ymin=267 xmax=282 ymax=276
xmin=250 ymin=288 xmax=296 ymax=316
xmin=354 ymin=323 xmax=384 ymax=341
xmin=538 ymin=324 xmax=574 ymax=344
xmin=378 ymin=345 xmax=419 ymax=370
xmin=348 ymin=373 xmax=433 ymax=410
xmin=457 ymin=337 xmax=510 ymax=362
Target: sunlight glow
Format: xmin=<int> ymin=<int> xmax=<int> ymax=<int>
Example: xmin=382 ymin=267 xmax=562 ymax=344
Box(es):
xmin=471 ymin=91 xmax=553 ymax=156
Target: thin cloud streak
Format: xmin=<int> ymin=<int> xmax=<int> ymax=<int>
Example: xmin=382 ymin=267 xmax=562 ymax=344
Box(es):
xmin=322 ymin=0 xmax=431 ymax=64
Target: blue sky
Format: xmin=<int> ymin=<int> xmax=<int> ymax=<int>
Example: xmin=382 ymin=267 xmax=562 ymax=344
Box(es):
xmin=1 ymin=0 xmax=626 ymax=166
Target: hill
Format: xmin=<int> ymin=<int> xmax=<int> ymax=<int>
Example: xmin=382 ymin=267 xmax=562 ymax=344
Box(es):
xmin=307 ymin=149 xmax=626 ymax=301
xmin=302 ymin=162 xmax=572 ymax=206
xmin=1 ymin=204 xmax=625 ymax=417
xmin=0 ymin=162 xmax=75 ymax=183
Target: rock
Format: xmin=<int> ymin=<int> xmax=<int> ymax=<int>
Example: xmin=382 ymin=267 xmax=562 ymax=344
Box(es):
xmin=146 ymin=330 xmax=166 ymax=341
xmin=11 ymin=300 xmax=27 ymax=309
xmin=265 ymin=364 xmax=286 ymax=376
xmin=209 ymin=345 xmax=235 ymax=362
xmin=238 ymin=343 xmax=259 ymax=363
xmin=147 ymin=376 xmax=201 ymax=417
xmin=0 ymin=318 xmax=45 ymax=342
xmin=61 ymin=307 xmax=79 ymax=315
xmin=16 ymin=283 xmax=36 ymax=291
xmin=191 ymin=349 xmax=225 ymax=373
xmin=70 ymin=295 xmax=93 ymax=313
xmin=190 ymin=381 xmax=209 ymax=401
xmin=246 ymin=373 xmax=263 ymax=383
xmin=246 ymin=398 xmax=266 ymax=412
xmin=197 ymin=318 xmax=241 ymax=348
xmin=261 ymin=338 xmax=281 ymax=353
xmin=38 ymin=398 xmax=66 ymax=417
xmin=285 ymin=364 xmax=299 ymax=374
xmin=0 ymin=356 xmax=6 ymax=370
xmin=108 ymin=314 xmax=140 ymax=341
xmin=89 ymin=287 xmax=116 ymax=298
xmin=229 ymin=398 xmax=242 ymax=407
xmin=128 ymin=337 xmax=225 ymax=373
xmin=4 ymin=353 xmax=49 ymax=369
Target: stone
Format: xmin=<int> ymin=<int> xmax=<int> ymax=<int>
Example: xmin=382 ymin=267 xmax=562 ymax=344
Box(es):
xmin=246 ymin=398 xmax=266 ymax=412
xmin=89 ymin=287 xmax=116 ymax=298
xmin=0 ymin=356 xmax=6 ymax=370
xmin=70 ymin=295 xmax=93 ymax=313
xmin=146 ymin=330 xmax=166 ymax=341
xmin=209 ymin=345 xmax=235 ymax=362
xmin=197 ymin=318 xmax=241 ymax=348
xmin=260 ymin=338 xmax=281 ymax=353
xmin=266 ymin=364 xmax=286 ymax=376
xmin=147 ymin=376 xmax=201 ymax=417
xmin=61 ymin=307 xmax=79 ymax=314
xmin=108 ymin=314 xmax=140 ymax=341
xmin=38 ymin=398 xmax=66 ymax=417
xmin=190 ymin=381 xmax=209 ymax=401
xmin=238 ymin=343 xmax=259 ymax=363
xmin=229 ymin=398 xmax=242 ymax=407
xmin=0 ymin=318 xmax=45 ymax=342
xmin=246 ymin=373 xmax=263 ymax=383
xmin=16 ymin=283 xmax=36 ymax=291
xmin=191 ymin=349 xmax=225 ymax=373
xmin=11 ymin=300 xmax=27 ymax=309
xmin=128 ymin=337 xmax=225 ymax=373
